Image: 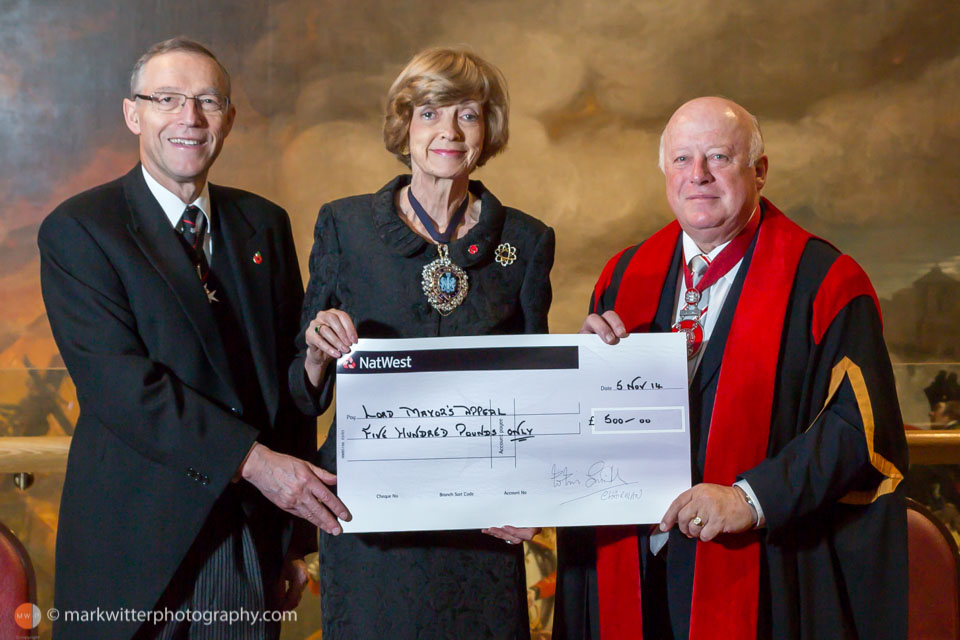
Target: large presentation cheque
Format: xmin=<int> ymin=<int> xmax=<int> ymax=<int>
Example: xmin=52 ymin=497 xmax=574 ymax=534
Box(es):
xmin=335 ymin=333 xmax=691 ymax=533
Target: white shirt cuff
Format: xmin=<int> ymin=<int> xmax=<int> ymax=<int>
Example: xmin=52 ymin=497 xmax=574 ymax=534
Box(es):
xmin=650 ymin=530 xmax=669 ymax=556
xmin=734 ymin=479 xmax=765 ymax=528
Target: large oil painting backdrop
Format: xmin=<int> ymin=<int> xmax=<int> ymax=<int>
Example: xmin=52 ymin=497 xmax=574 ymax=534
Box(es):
xmin=2 ymin=1 xmax=960 ymax=637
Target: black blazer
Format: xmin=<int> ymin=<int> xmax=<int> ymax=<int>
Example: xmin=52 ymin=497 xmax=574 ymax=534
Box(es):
xmin=38 ymin=165 xmax=314 ymax=639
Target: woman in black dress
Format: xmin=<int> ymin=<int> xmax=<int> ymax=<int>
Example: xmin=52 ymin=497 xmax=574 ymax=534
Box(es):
xmin=291 ymin=47 xmax=555 ymax=639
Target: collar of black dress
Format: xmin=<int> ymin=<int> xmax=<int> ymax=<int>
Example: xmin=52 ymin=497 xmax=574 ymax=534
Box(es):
xmin=372 ymin=174 xmax=507 ymax=267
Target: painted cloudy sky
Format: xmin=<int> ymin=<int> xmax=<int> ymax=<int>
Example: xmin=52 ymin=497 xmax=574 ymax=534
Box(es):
xmin=2 ymin=0 xmax=959 ymax=366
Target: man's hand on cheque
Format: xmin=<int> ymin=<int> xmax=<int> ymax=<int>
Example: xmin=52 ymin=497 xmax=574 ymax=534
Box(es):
xmin=579 ymin=311 xmax=629 ymax=345
xmin=659 ymin=483 xmax=756 ymax=542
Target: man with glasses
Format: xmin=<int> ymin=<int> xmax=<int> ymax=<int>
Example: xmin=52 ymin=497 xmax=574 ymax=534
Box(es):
xmin=39 ymin=37 xmax=348 ymax=640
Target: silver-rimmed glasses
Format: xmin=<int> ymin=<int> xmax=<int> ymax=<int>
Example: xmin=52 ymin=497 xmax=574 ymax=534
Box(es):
xmin=134 ymin=92 xmax=230 ymax=114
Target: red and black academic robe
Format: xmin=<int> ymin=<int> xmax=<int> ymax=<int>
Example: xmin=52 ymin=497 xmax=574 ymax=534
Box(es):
xmin=554 ymin=199 xmax=908 ymax=640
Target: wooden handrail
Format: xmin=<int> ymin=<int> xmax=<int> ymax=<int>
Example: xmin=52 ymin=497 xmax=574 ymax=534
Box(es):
xmin=905 ymin=431 xmax=960 ymax=465
xmin=0 ymin=436 xmax=72 ymax=473
xmin=0 ymin=433 xmax=958 ymax=473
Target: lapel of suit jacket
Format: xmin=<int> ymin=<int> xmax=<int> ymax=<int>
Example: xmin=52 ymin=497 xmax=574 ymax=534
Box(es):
xmin=211 ymin=185 xmax=279 ymax=424
xmin=121 ymin=166 xmax=240 ymax=410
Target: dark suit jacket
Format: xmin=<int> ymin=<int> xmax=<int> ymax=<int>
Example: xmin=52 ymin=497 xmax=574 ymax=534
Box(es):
xmin=38 ymin=165 xmax=315 ymax=640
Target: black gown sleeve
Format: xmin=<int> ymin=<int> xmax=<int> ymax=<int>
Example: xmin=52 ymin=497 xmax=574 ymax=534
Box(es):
xmin=740 ymin=294 xmax=907 ymax=532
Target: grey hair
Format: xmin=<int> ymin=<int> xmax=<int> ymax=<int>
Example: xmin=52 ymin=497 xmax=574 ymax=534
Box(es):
xmin=129 ymin=37 xmax=231 ymax=98
xmin=657 ymin=111 xmax=764 ymax=172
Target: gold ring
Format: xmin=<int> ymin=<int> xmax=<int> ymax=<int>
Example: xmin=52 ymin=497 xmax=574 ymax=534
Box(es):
xmin=314 ymin=324 xmax=324 ymax=335
xmin=690 ymin=516 xmax=703 ymax=527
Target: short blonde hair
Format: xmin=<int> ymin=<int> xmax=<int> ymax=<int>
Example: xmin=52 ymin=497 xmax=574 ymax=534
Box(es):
xmin=383 ymin=47 xmax=509 ymax=169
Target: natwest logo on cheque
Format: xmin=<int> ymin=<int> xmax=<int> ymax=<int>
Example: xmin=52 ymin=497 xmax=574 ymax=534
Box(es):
xmin=342 ymin=354 xmax=413 ymax=370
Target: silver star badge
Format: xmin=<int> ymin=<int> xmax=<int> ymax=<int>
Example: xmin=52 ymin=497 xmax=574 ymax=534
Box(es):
xmin=204 ymin=285 xmax=219 ymax=304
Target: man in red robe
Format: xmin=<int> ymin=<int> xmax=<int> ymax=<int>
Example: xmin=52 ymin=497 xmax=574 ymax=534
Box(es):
xmin=554 ymin=97 xmax=908 ymax=640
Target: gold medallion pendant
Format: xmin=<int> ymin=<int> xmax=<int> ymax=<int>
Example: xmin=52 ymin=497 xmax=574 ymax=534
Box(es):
xmin=422 ymin=244 xmax=468 ymax=316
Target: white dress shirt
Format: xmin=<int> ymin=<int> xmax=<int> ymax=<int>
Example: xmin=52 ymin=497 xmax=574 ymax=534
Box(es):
xmin=142 ymin=166 xmax=213 ymax=265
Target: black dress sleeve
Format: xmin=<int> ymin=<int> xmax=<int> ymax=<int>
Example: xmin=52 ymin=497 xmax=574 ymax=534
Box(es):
xmin=289 ymin=203 xmax=343 ymax=416
xmin=520 ymin=225 xmax=556 ymax=333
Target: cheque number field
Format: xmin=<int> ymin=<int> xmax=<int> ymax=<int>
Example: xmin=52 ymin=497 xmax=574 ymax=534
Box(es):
xmin=590 ymin=407 xmax=685 ymax=434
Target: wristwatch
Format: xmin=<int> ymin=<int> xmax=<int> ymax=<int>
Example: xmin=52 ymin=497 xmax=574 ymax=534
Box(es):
xmin=734 ymin=484 xmax=761 ymax=528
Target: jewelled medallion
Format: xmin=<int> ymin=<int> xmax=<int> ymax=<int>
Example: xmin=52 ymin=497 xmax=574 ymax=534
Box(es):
xmin=672 ymin=318 xmax=704 ymax=359
xmin=422 ymin=244 xmax=469 ymax=316
xmin=673 ymin=302 xmax=707 ymax=359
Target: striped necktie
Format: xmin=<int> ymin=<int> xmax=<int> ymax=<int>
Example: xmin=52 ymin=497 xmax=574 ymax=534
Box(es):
xmin=175 ymin=204 xmax=210 ymax=282
xmin=176 ymin=205 xmax=218 ymax=303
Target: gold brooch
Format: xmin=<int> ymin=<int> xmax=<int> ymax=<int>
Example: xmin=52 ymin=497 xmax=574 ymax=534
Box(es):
xmin=495 ymin=243 xmax=517 ymax=267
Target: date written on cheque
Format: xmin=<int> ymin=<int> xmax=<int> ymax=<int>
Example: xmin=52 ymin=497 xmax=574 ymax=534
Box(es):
xmin=600 ymin=376 xmax=663 ymax=391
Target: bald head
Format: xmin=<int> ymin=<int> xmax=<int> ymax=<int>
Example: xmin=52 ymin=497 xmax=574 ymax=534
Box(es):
xmin=659 ymin=97 xmax=764 ymax=172
xmin=659 ymin=97 xmax=769 ymax=252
